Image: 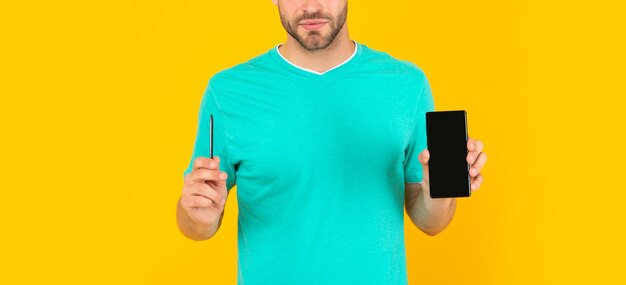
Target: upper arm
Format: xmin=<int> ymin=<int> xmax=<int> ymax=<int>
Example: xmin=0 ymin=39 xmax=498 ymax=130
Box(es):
xmin=404 ymin=182 xmax=422 ymax=211
xmin=403 ymin=69 xmax=434 ymax=184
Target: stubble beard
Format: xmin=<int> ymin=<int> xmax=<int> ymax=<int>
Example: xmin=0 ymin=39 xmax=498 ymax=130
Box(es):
xmin=279 ymin=4 xmax=348 ymax=52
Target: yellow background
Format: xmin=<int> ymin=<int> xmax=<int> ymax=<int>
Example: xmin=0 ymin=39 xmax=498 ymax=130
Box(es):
xmin=1 ymin=0 xmax=624 ymax=284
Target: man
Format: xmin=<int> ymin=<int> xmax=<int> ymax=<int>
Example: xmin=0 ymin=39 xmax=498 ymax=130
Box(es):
xmin=177 ymin=0 xmax=487 ymax=284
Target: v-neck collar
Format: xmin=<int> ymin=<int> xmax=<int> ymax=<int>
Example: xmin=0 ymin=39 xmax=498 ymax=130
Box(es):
xmin=270 ymin=40 xmax=363 ymax=80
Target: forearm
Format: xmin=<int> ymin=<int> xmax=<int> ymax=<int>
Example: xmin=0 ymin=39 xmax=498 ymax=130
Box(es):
xmin=176 ymin=197 xmax=221 ymax=241
xmin=406 ymin=190 xmax=456 ymax=236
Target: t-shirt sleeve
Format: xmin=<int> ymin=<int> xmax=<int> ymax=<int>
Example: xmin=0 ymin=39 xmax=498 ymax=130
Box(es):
xmin=403 ymin=70 xmax=435 ymax=183
xmin=183 ymin=78 xmax=237 ymax=191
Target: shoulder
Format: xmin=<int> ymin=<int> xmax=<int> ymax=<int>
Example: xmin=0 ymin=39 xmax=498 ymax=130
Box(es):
xmin=207 ymin=48 xmax=275 ymax=90
xmin=359 ymin=43 xmax=428 ymax=83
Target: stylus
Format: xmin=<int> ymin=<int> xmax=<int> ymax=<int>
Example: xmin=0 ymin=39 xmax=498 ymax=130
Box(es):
xmin=209 ymin=114 xmax=213 ymax=159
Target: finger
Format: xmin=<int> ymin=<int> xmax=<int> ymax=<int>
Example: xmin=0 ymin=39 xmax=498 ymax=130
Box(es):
xmin=185 ymin=157 xmax=222 ymax=185
xmin=467 ymin=138 xmax=484 ymax=153
xmin=189 ymin=183 xmax=224 ymax=205
xmin=191 ymin=196 xmax=215 ymax=208
xmin=469 ymin=152 xmax=487 ymax=176
xmin=190 ymin=195 xmax=216 ymax=208
xmin=192 ymin=156 xmax=221 ymax=172
xmin=207 ymin=177 xmax=228 ymax=199
xmin=466 ymin=139 xmax=484 ymax=165
xmin=187 ymin=168 xmax=228 ymax=184
xmin=471 ymin=173 xmax=483 ymax=191
xmin=181 ymin=194 xmax=212 ymax=209
xmin=467 ymin=152 xmax=476 ymax=164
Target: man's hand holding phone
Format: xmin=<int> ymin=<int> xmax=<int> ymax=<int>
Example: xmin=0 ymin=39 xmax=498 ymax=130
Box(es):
xmin=181 ymin=156 xmax=229 ymax=228
xmin=418 ymin=137 xmax=487 ymax=203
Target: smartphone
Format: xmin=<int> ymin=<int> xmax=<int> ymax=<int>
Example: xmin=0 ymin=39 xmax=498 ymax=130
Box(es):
xmin=425 ymin=110 xmax=471 ymax=198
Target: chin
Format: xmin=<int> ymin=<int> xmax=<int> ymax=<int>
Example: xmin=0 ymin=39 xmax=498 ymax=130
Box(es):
xmin=302 ymin=36 xmax=330 ymax=49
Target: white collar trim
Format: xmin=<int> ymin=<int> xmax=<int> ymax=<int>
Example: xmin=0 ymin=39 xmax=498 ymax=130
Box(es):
xmin=275 ymin=40 xmax=358 ymax=75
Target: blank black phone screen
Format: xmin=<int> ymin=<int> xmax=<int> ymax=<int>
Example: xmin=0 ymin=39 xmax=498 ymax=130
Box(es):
xmin=425 ymin=110 xmax=471 ymax=198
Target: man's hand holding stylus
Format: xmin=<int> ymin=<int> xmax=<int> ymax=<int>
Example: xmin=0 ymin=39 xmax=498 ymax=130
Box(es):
xmin=177 ymin=156 xmax=229 ymax=240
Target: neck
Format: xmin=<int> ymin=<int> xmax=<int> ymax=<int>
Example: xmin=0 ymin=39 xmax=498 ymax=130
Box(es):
xmin=278 ymin=26 xmax=354 ymax=73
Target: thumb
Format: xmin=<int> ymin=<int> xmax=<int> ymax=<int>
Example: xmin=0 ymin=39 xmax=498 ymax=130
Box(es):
xmin=419 ymin=148 xmax=430 ymax=166
xmin=207 ymin=155 xmax=228 ymax=191
xmin=419 ymin=149 xmax=430 ymax=182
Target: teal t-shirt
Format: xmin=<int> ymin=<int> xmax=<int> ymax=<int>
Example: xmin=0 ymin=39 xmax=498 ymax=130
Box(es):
xmin=183 ymin=41 xmax=435 ymax=284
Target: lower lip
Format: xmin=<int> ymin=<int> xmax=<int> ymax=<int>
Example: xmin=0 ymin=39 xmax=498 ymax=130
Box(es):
xmin=301 ymin=22 xmax=327 ymax=30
